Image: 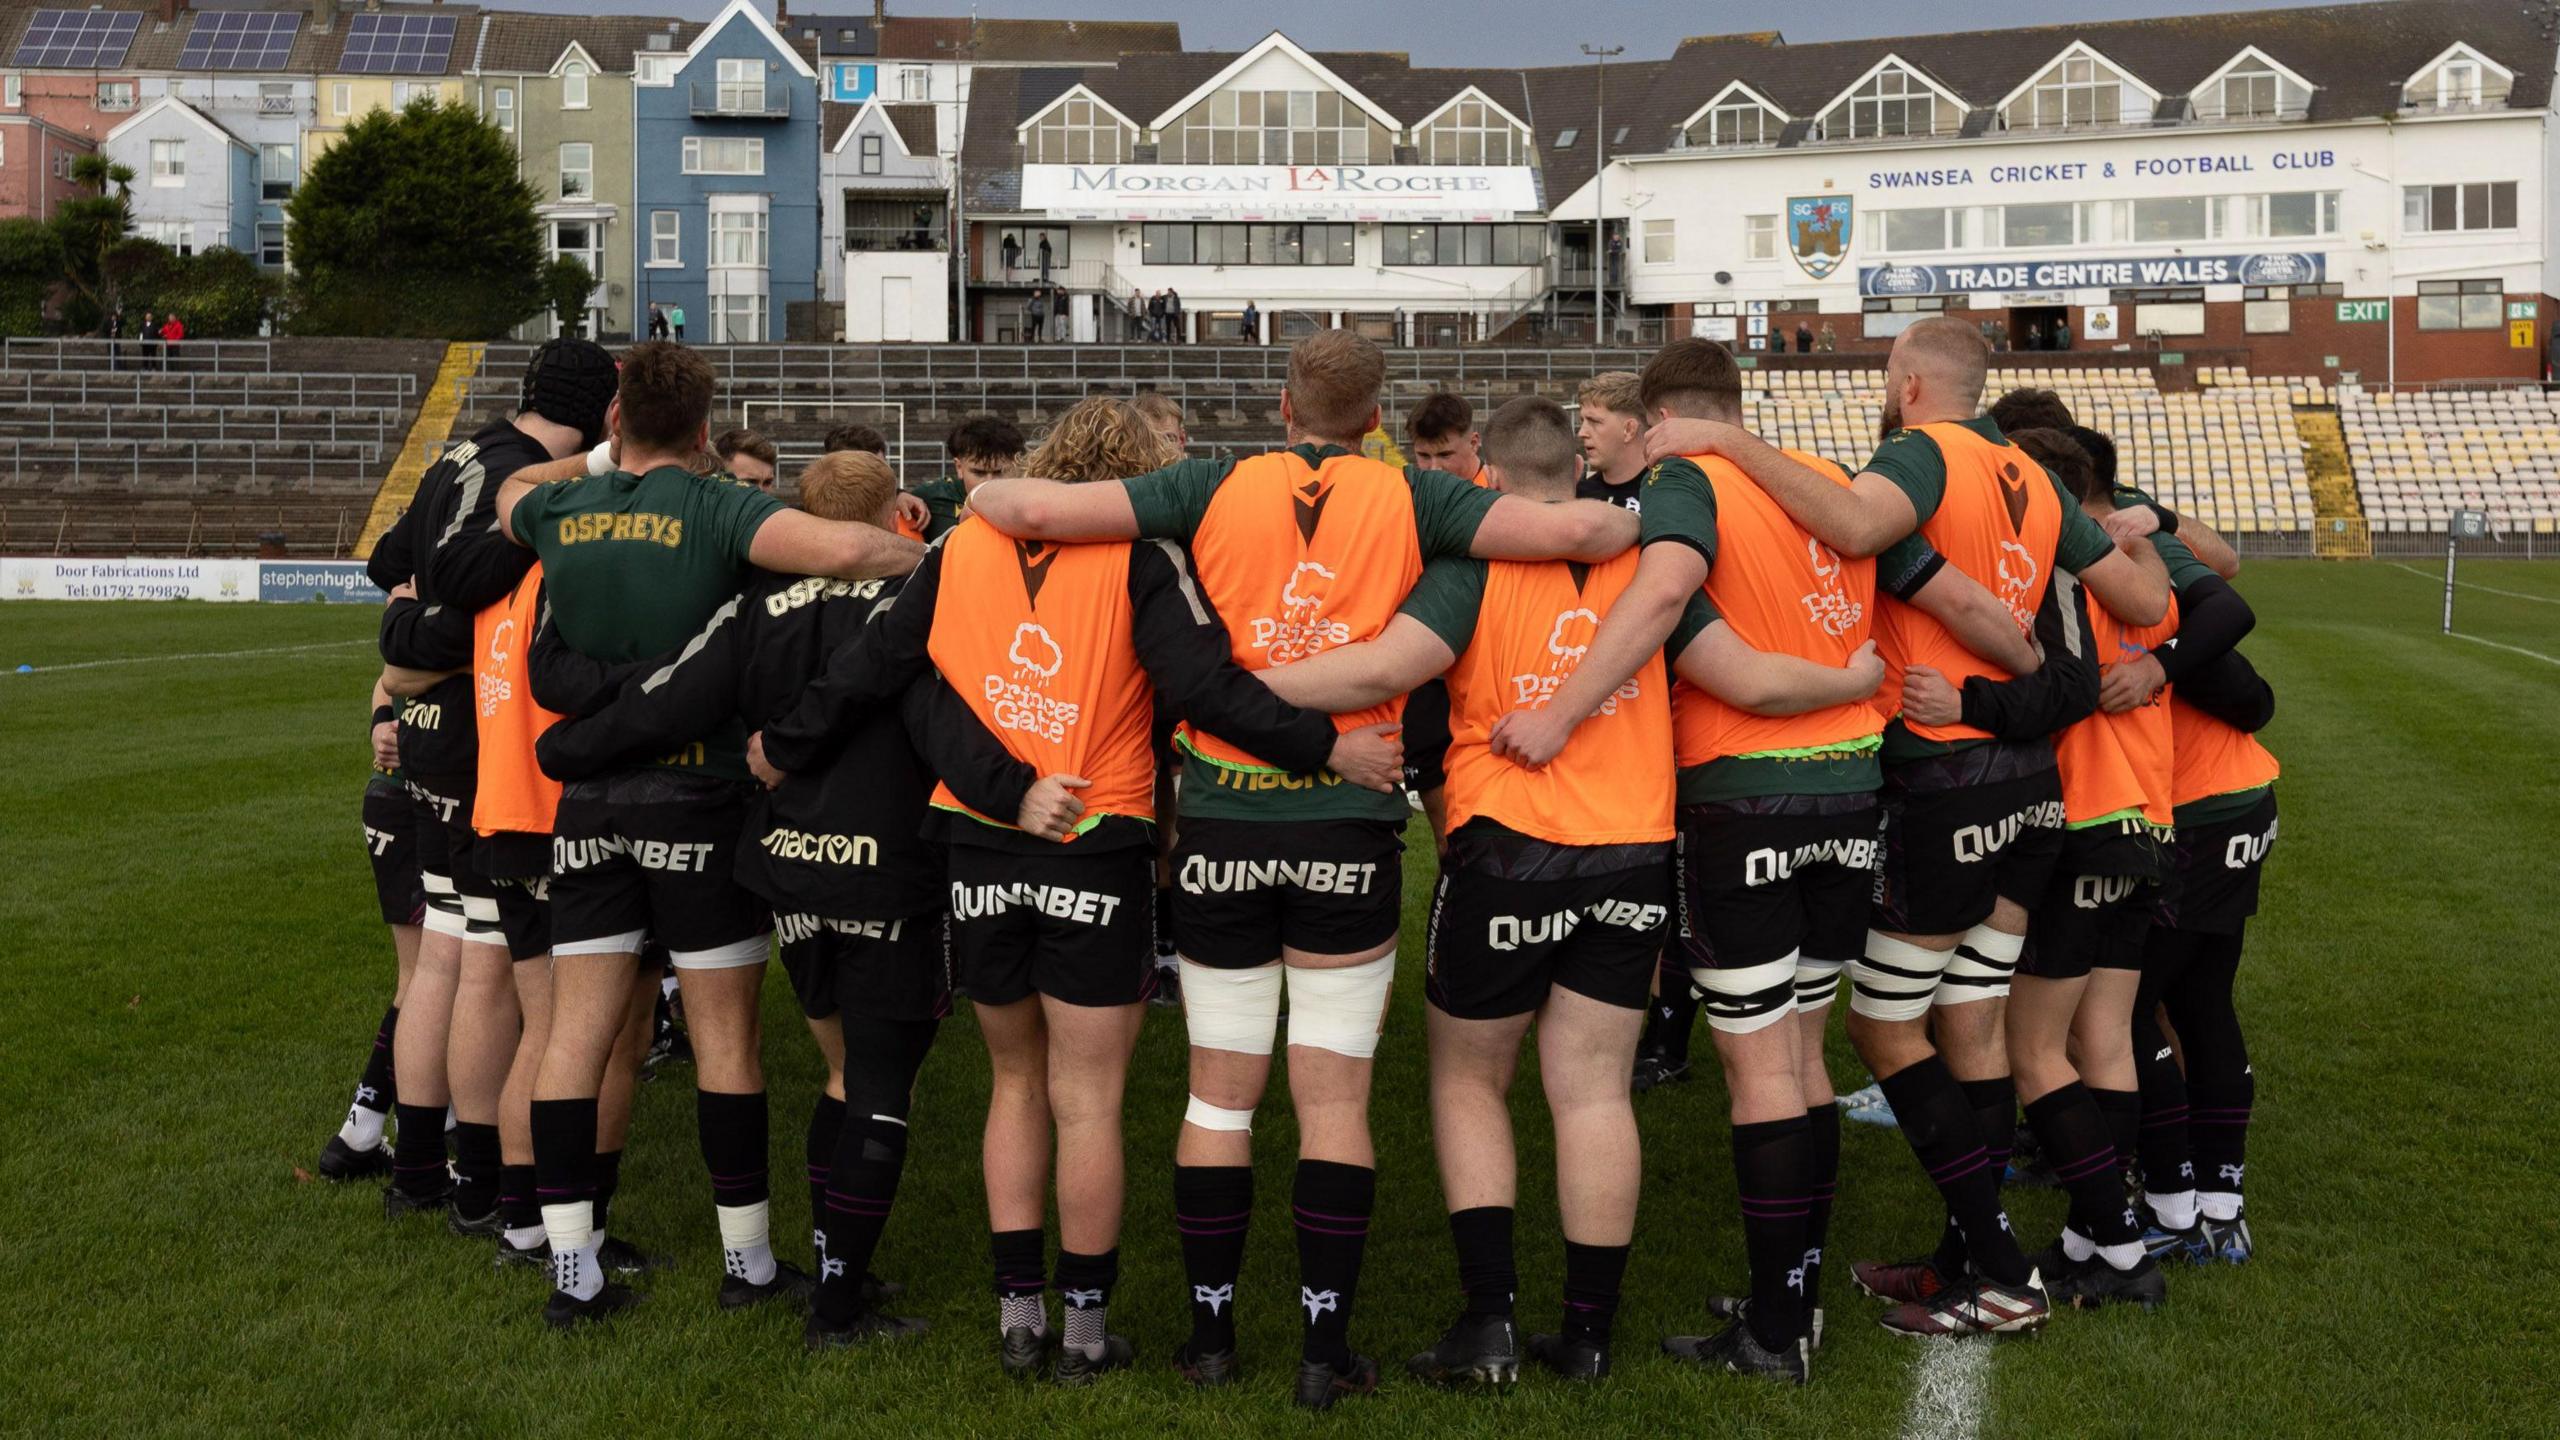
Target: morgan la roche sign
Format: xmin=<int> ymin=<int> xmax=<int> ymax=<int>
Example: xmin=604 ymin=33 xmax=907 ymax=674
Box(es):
xmin=1021 ymin=164 xmax=1539 ymax=221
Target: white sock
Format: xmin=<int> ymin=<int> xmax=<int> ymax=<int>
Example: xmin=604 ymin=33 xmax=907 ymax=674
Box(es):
xmin=661 ymin=973 xmax=679 ymax=1002
xmin=444 ymin=1106 xmax=457 ymax=1133
xmin=551 ymin=1240 xmax=605 ymax=1301
xmin=2198 ymin=1190 xmax=2244 ymax=1222
xmin=502 ymin=1222 xmax=546 ymax=1251
xmin=717 ymin=1201 xmax=777 ymax=1285
xmin=2060 ymin=1226 xmax=2096 ymax=1263
xmin=1063 ymin=1300 xmax=1107 ymax=1358
xmin=2146 ymin=1188 xmax=2199 ymax=1231
xmin=543 ymin=1199 xmax=595 ymax=1254
xmin=2096 ymin=1238 xmax=2146 ymax=1271
xmin=337 ymin=1105 xmax=386 ymax=1150
xmin=998 ymin=1292 xmax=1046 ymax=1336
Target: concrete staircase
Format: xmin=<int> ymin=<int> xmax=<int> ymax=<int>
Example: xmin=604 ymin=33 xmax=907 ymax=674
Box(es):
xmin=357 ymin=342 xmax=485 ymax=559
xmin=2296 ymin=405 xmax=2370 ymax=559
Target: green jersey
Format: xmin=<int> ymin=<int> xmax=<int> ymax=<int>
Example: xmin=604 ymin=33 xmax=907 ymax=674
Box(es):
xmin=908 ymin=475 xmax=967 ymax=542
xmin=1120 ymin=443 xmax=1498 ymax=823
xmin=511 ymin=464 xmax=784 ymax=778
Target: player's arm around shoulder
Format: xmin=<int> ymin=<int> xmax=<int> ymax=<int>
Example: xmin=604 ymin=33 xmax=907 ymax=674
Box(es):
xmin=1674 ymin=619 xmax=1884 ymax=717
xmin=748 ymin=506 xmax=925 ymax=581
xmin=1488 ymin=538 xmax=1703 ymax=769
xmin=1645 ymin=418 xmax=1917 ymax=558
xmin=969 ymin=472 xmax=1151 ymax=541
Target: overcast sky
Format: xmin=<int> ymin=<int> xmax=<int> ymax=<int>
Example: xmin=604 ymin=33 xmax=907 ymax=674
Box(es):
xmin=503 ymin=0 xmax=2322 ymax=67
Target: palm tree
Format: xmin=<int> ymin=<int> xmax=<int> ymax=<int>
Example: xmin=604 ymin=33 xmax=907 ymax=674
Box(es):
xmin=59 ymin=153 xmax=138 ymax=332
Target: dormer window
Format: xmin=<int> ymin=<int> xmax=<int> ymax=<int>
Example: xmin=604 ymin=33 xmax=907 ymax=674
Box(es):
xmin=1415 ymin=91 xmax=1527 ymax=166
xmin=2005 ymin=46 xmax=2151 ymax=130
xmin=1025 ymin=91 xmax=1131 ymax=164
xmin=2193 ymin=48 xmax=2313 ymax=123
xmin=1821 ymin=61 xmax=1958 ymax=140
xmin=2221 ymin=64 xmax=2279 ymax=118
xmin=1681 ymin=83 xmax=1782 ymax=149
xmin=2404 ymin=45 xmax=2511 ymax=111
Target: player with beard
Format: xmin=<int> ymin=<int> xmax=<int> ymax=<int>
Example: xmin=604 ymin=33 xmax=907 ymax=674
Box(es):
xmin=968 ymin=332 xmax=1636 ymax=1409
xmin=535 ymin=450 xmax=1027 ymax=1346
xmin=365 ymin=338 xmax=617 ymax=1222
xmin=489 ymin=341 xmax=926 ymax=1329
xmin=754 ymin=398 xmax=1403 ymax=1385
xmin=1617 ymin=318 xmax=2169 ymax=1338
xmin=317 ymin=682 xmax=425 ymax=1180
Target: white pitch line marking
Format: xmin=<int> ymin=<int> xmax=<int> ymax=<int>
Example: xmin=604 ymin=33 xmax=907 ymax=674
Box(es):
xmin=1898 ymin=1336 xmax=1994 ymax=1440
xmin=2446 ymin=631 xmax=2560 ymax=668
xmin=10 ymin=639 xmax=376 ymax=674
xmin=2388 ymin=562 xmax=2560 ymax=605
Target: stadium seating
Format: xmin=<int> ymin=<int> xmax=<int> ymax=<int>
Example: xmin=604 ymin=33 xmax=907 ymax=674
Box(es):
xmin=2339 ymin=386 xmax=2560 ymax=535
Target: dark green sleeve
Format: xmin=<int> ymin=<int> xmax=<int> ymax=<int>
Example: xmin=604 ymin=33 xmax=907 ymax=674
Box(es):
xmin=704 ymin=479 xmax=787 ymax=565
xmin=1861 ymin=428 xmax=1948 ymax=527
xmin=1407 ymin=466 xmax=1502 ymax=560
xmin=2148 ymin=532 xmax=2213 ymax=592
xmin=1118 ymin=457 xmax=1238 ymax=542
xmin=1397 ymin=557 xmax=1486 ymax=654
xmin=1637 ymin=457 xmax=1718 ymax=570
xmin=509 ymin=479 xmax=566 ymax=548
xmin=1666 ymin=589 xmax=1722 ymax=659
xmin=2052 ymin=477 xmax=2114 ymax=575
xmin=2111 ymin=483 xmax=2158 ymax=508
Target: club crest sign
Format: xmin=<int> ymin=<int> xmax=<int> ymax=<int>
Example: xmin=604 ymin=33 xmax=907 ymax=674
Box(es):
xmin=1789 ymin=197 xmax=1852 ymax=280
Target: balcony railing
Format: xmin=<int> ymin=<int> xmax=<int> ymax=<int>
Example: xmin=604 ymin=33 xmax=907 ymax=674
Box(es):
xmin=690 ymin=82 xmax=792 ymax=120
xmin=847 ymin=225 xmax=948 ymax=254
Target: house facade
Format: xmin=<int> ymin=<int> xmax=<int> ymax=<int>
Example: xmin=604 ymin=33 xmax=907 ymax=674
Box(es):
xmin=100 ymin=93 xmax=254 ymax=256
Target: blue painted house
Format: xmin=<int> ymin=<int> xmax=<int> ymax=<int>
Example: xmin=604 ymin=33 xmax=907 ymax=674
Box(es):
xmin=102 ymin=96 xmax=258 ymax=261
xmin=633 ymin=0 xmax=820 ymax=343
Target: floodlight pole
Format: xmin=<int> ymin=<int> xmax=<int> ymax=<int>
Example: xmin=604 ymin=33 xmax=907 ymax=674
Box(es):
xmin=1583 ymin=43 xmax=1622 ymax=345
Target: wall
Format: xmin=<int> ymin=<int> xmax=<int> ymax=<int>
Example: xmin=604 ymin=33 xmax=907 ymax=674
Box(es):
xmin=303 ymin=77 xmax=463 ymax=173
xmin=105 ymin=107 xmax=252 ymax=256
xmin=819 ymin=103 xmax=946 ymax=302
xmin=497 ymin=65 xmax=639 ymax=339
xmin=0 ymin=116 xmax=92 ymax=220
xmin=844 ymin=250 xmax=949 ymax=341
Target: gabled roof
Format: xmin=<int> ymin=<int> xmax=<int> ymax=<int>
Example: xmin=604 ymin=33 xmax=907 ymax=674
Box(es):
xmin=826 ymin=97 xmax=939 ymax=156
xmin=549 ymin=41 xmax=598 ymax=78
xmin=1991 ymin=40 xmax=2166 ymax=115
xmin=1142 ymin=32 xmax=1402 ymax=131
xmin=1675 ymin=79 xmax=1789 ymax=134
xmin=1408 ymin=82 xmax=1533 ymax=137
xmin=678 ymin=0 xmax=817 ymax=82
xmin=1808 ymin=52 xmax=1970 ymax=126
xmin=1016 ymin=81 xmax=1141 ymax=137
xmin=104 ymin=92 xmax=249 ymax=150
xmin=474 ymin=13 xmax=702 ymax=75
xmin=2402 ymin=40 xmax=2516 ymax=88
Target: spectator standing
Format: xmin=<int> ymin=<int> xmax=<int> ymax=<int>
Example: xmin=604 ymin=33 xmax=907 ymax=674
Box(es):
xmin=159 ymin=312 xmax=186 ymax=370
xmin=1164 ymin=287 xmax=1184 ymax=345
xmin=1817 ymin=320 xmax=1838 ymax=353
xmin=1053 ymin=286 xmax=1073 ymax=343
xmin=1795 ymin=320 xmax=1814 ymax=354
xmin=669 ymin=304 xmax=686 ymax=341
xmin=108 ymin=306 xmax=125 ymax=371
xmin=1145 ymin=289 xmax=1166 ymax=344
xmin=140 ymin=310 xmax=159 ymax=372
xmin=1002 ymin=231 xmax=1021 ymax=273
xmin=1025 ymin=289 xmax=1046 ymax=344
xmin=1036 ymin=233 xmax=1053 ymax=284
xmin=2055 ymin=317 xmax=2073 ymax=351
xmin=1240 ymin=299 xmax=1260 ymax=344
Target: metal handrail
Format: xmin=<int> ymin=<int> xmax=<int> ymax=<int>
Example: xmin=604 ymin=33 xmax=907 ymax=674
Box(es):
xmin=0 ymin=436 xmax=384 ymax=492
xmin=0 ymin=371 xmax=415 ymax=407
xmin=0 ymin=338 xmax=421 ymax=394
xmin=0 ymin=403 xmax=404 ymax=446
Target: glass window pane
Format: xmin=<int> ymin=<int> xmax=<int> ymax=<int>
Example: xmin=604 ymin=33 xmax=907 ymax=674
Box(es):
xmin=2133 ymin=196 xmax=2209 ymax=242
xmin=1436 ymin=228 xmax=1461 ymax=265
xmin=2432 ymin=185 xmax=2459 ymax=232
xmin=2461 ymin=292 xmax=2501 ymax=328
xmin=2492 ymin=181 xmax=2517 ymax=229
xmin=2004 ymin=201 xmax=2074 ymax=247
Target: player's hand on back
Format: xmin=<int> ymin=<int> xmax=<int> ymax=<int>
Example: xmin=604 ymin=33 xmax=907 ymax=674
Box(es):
xmin=2102 ymin=506 xmax=2162 ymax=545
xmin=1641 ymin=417 xmax=1741 ymax=466
xmin=1900 ymin=664 xmax=1962 ymax=727
xmin=895 ymin=493 xmax=931 ymax=533
xmin=1845 ymin=639 xmax=1886 ymax=697
xmin=1326 ymin=722 xmax=1404 ymax=793
xmin=1488 ymin=703 xmax=1575 ymax=771
xmin=746 ymin=731 xmax=786 ymax=790
xmin=371 ymin=720 xmax=400 ymax=770
xmin=1016 ymin=773 xmax=1091 ymax=842
xmin=2099 ymin=653 xmax=2167 ymax=714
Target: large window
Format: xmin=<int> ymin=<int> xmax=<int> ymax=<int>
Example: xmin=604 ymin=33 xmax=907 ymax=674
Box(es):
xmin=331 ymin=82 xmax=350 ymax=117
xmin=710 ymin=291 xmax=765 ymax=343
xmin=2404 ymin=181 xmax=2517 ymax=234
xmin=1879 ymin=208 xmax=1952 ymax=253
xmin=716 ymin=58 xmax=761 ymax=112
xmin=648 ymin=210 xmax=680 ymax=267
xmin=2408 ymin=50 xmax=2509 ymax=110
xmin=2019 ymin=51 xmax=2123 ymax=129
xmin=1828 ymin=65 xmax=1952 ymax=139
xmin=1745 ymin=214 xmax=1777 ymax=261
xmin=1166 ymin=87 xmax=1383 ymax=166
xmin=2417 ymin=278 xmax=2502 ymax=331
xmin=2130 ymin=196 xmax=2209 ymax=242
xmin=1141 ymin=223 xmax=1354 ymax=266
xmin=259 ymin=142 xmax=295 ymax=201
xmin=1641 ymin=218 xmax=1674 ymax=265
xmin=634 ymin=55 xmax=674 ymax=87
xmin=558 ymin=142 xmax=592 ymax=199
xmin=683 ymin=136 xmax=764 ymax=175
xmin=149 ymin=139 xmax=184 ymax=187
xmin=1416 ymin=94 xmax=1523 ymax=166
xmin=710 ymin=206 xmax=768 ymax=268
xmin=1026 ymin=94 xmax=1128 ymax=165
xmin=1381 ymin=223 xmax=1545 ymax=267
xmin=562 ymin=61 xmax=589 ymax=110
xmin=2261 ymin=190 xmax=2339 ymax=238
xmin=97 ymin=80 xmax=136 ymax=111
xmin=2217 ymin=65 xmax=2279 ymax=119
xmin=144 ymin=220 xmax=192 ymax=255
xmin=2001 ymin=201 xmax=2076 ymax=248
xmin=899 ymin=66 xmax=929 ymax=102
xmin=1685 ymin=94 xmax=1778 ymax=148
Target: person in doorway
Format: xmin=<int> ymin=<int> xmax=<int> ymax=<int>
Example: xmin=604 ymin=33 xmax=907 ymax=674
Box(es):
xmin=2054 ymin=319 xmax=2072 ymax=352
xmin=1241 ymin=301 xmax=1261 ymax=345
xmin=1037 ymin=233 xmax=1054 ymax=284
xmin=1003 ymin=232 xmax=1022 ymax=272
xmin=1795 ymin=322 xmax=1814 ymax=354
xmin=1165 ymin=289 xmax=1185 ymax=345
xmin=1818 ymin=322 xmax=1839 ymax=354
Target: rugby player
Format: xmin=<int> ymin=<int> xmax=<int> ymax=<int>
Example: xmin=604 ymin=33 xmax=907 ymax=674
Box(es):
xmin=1617 ymin=318 xmax=2170 ymax=1337
xmin=489 ymin=341 xmax=925 ymax=1328
xmin=1406 ymin=393 xmax=1485 ymax=482
xmin=967 ymin=331 xmax=1637 ymax=1409
xmin=1248 ymin=397 xmax=1881 ymax=1386
xmin=1133 ymin=392 xmax=1190 ymax=457
xmin=318 ymin=681 xmax=422 ymax=1180
xmin=536 ymin=451 xmax=1020 ymax=1345
xmin=1988 ymin=389 xmax=2242 ymax=583
xmin=900 ymin=414 xmax=1023 ymax=543
xmin=1397 ymin=392 xmax=1487 ymax=852
xmin=825 ymin=423 xmax=889 ymax=455
xmin=713 ymin=428 xmax=780 ymax=492
xmin=1131 ymin=391 xmax=1194 ymax=1006
xmin=366 ymin=338 xmax=618 ymax=1220
xmin=754 ymin=397 xmax=1403 ymax=1383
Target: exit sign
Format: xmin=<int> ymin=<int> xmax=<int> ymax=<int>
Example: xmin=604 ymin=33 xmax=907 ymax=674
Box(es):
xmin=2510 ymin=300 xmax=2539 ymax=320
xmin=2337 ymin=300 xmax=2389 ymax=323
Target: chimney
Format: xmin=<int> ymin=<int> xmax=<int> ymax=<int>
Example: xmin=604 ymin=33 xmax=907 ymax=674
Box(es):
xmin=315 ymin=0 xmax=337 ymax=30
xmin=159 ymin=0 xmax=180 ymax=25
xmin=874 ymin=0 xmax=887 ymax=30
xmin=776 ymin=0 xmax=789 ymax=24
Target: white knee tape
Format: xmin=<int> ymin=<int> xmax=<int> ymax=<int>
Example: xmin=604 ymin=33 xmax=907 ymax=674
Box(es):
xmin=1179 ymin=959 xmax=1282 ymax=1056
xmin=1795 ymin=955 xmax=1847 ymax=1011
xmin=421 ymin=905 xmax=471 ymax=939
xmin=461 ymin=894 xmax=502 ymax=925
xmin=1690 ymin=953 xmax=1799 ymax=1036
xmin=1184 ymin=1095 xmax=1255 ymax=1133
xmin=1937 ymin=924 xmax=2023 ymax=1006
xmin=1283 ymin=952 xmax=1396 ymax=1060
xmin=1848 ymin=932 xmax=1952 ymax=1023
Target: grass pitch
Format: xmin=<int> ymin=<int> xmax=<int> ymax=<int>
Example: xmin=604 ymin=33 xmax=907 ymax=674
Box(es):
xmin=3 ymin=560 xmax=2555 ymax=1438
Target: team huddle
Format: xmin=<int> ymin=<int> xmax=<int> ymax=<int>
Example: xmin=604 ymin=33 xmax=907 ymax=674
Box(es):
xmin=321 ymin=318 xmax=2278 ymax=1404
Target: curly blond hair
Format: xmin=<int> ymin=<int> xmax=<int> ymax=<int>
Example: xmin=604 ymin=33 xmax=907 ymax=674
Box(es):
xmin=1024 ymin=397 xmax=1180 ymax=485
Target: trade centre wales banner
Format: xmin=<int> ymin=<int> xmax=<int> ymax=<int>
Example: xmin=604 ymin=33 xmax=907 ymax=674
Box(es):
xmin=1021 ymin=163 xmax=1538 ymax=221
xmin=1860 ymin=252 xmax=2326 ymax=297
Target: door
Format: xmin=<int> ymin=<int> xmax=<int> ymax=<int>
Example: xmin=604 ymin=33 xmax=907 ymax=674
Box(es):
xmin=881 ymin=276 xmax=912 ymax=342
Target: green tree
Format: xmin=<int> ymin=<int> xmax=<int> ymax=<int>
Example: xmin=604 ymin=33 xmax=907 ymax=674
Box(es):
xmin=285 ymin=97 xmax=546 ymax=338
xmin=541 ymin=255 xmax=596 ymax=338
xmin=0 ymin=218 xmax=66 ymax=335
xmin=108 ymin=238 xmax=277 ymax=339
xmin=52 ymin=152 xmax=136 ymax=334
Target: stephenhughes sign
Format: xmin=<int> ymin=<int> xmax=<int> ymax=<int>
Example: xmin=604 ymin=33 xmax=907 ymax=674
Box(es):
xmin=1861 ymin=253 xmax=2326 ymax=296
xmin=1020 ymin=164 xmax=1538 ymax=221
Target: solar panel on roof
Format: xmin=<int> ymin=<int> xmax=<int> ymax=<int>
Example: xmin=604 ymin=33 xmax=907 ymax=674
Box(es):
xmin=177 ymin=11 xmax=302 ymax=72
xmin=12 ymin=9 xmax=143 ymax=69
xmin=339 ymin=12 xmax=455 ymax=75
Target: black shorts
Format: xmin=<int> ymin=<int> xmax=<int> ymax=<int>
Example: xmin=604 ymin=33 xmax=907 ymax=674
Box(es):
xmin=949 ymin=844 xmax=1154 ymax=1007
xmin=1172 ymin=817 xmax=1404 ymax=968
xmin=1426 ymin=859 xmax=1671 ymax=1019
xmin=2158 ymin=792 xmax=2277 ymax=936
xmin=491 ymin=876 xmax=551 ymax=963
xmin=1676 ymin=793 xmax=1879 ymax=972
xmin=1402 ymin=680 xmax=1453 ymax=795
xmin=362 ymin=779 xmax=425 ymax=926
xmin=776 ymin=911 xmax=953 ymax=1022
xmin=2020 ymin=821 xmax=2167 ymax=981
xmin=549 ymin=774 xmax=767 ymax=965
xmin=405 ymin=772 xmax=489 ymax=932
xmin=1873 ymin=742 xmax=2066 ymax=937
